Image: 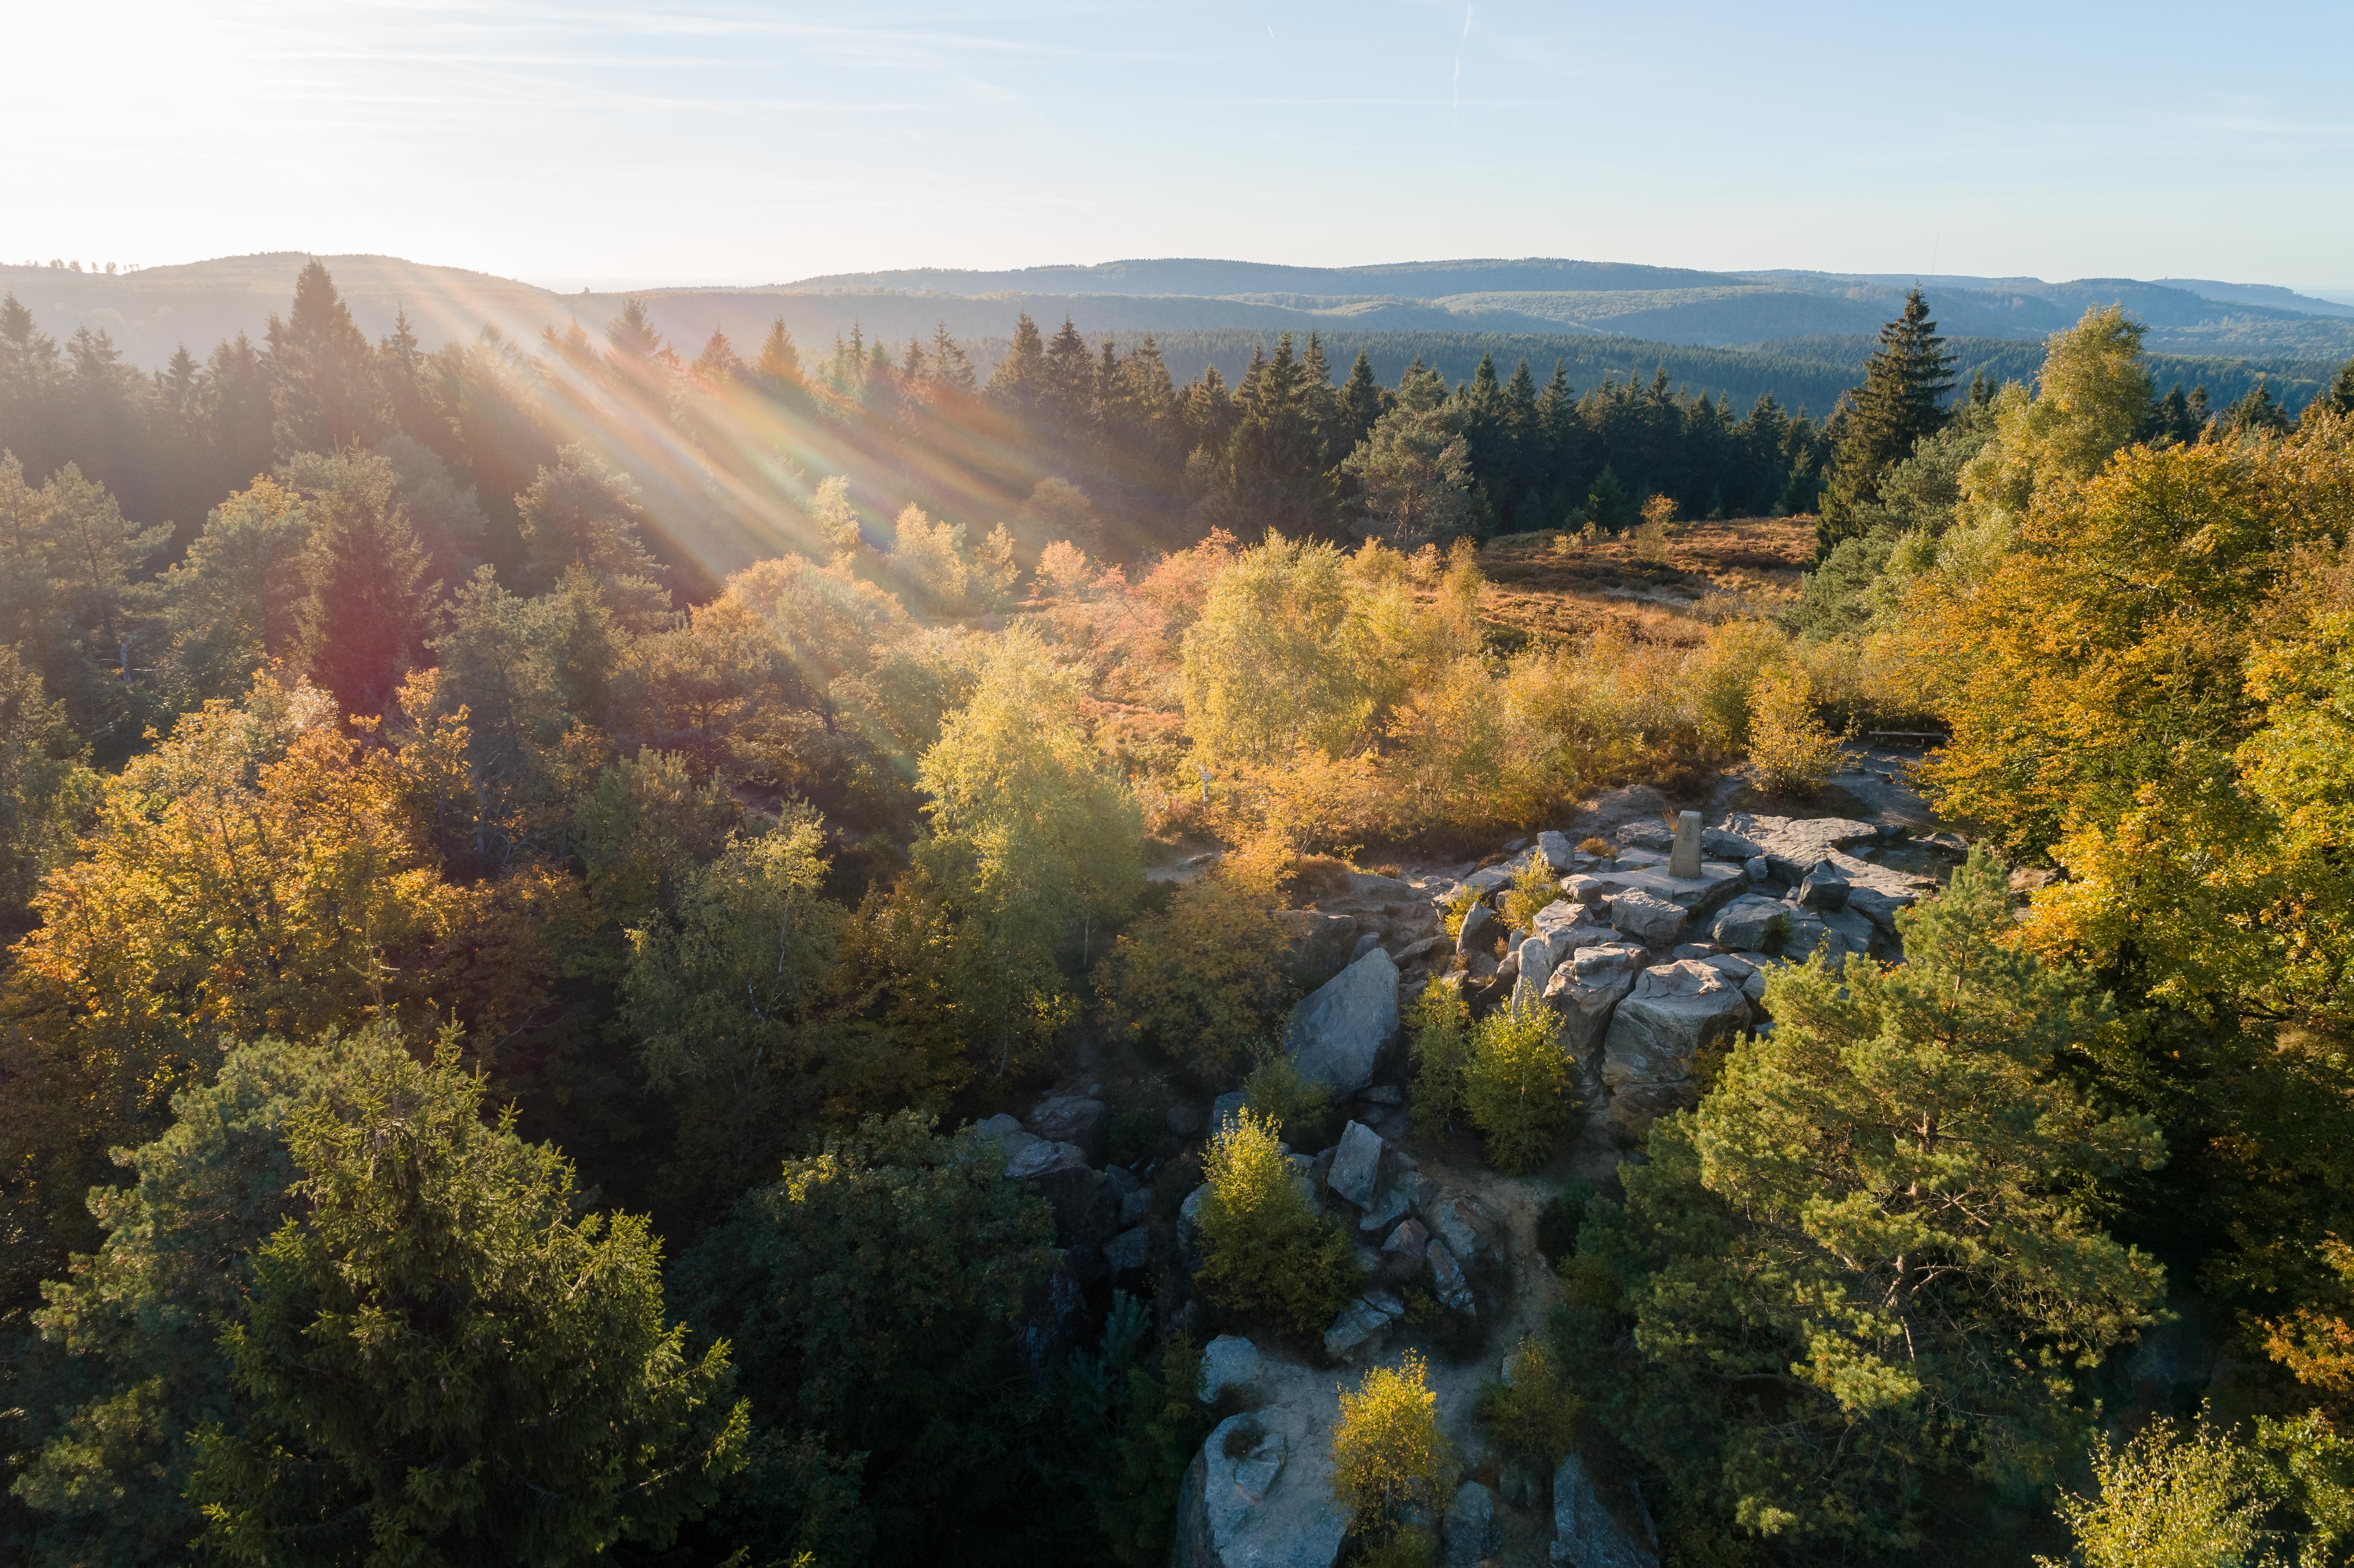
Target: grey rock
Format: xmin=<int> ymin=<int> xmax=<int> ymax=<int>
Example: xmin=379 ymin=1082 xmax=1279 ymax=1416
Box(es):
xmin=1497 ymin=947 xmax=1523 ymax=985
xmin=1457 ymin=899 xmax=1500 ymax=956
xmin=1394 ymin=933 xmax=1452 ymax=967
xmin=1607 ymin=888 xmax=1687 ymax=944
xmin=1027 ymin=1095 xmax=1108 ymax=1161
xmin=1710 ymin=894 xmax=1790 ymax=952
xmin=1778 ymin=909 xmax=1843 ymax=964
xmin=1180 ymin=1184 xmax=1207 ymax=1272
xmin=1173 ymin=1414 xmax=1348 ymax=1568
xmin=1382 ymin=1217 xmax=1430 ymax=1262
xmin=1745 ymin=855 xmax=1769 ymax=883
xmin=1197 ymin=1335 xmax=1264 ymax=1403
xmin=1428 ymin=1238 xmax=1476 ymax=1313
xmin=1703 ymin=826 xmax=1765 ymax=861
xmin=1277 ymin=908 xmax=1361 ymax=992
xmin=1515 ymin=933 xmax=1559 ymax=996
xmin=974 ymin=1112 xmax=1025 ymax=1140
xmin=1614 ymin=820 xmax=1673 ymax=852
xmin=1499 ymin=1459 xmax=1543 ymax=1509
xmin=1212 ymin=1091 xmax=1248 ymax=1135
xmin=1348 ymin=930 xmax=1383 ymax=964
xmin=1822 ymin=905 xmax=1878 ymax=954
xmin=1166 ymin=1101 xmax=1205 ymax=1136
xmin=1284 ymin=949 xmax=1400 ymax=1098
xmin=1600 ymin=961 xmax=1753 ymax=1132
xmin=1796 ymin=860 xmax=1851 ymax=911
xmin=1323 ymin=1291 xmax=1406 ymax=1359
xmin=1392 ymin=1169 xmax=1432 ymax=1218
xmin=1846 ymin=885 xmax=1916 ymax=933
xmin=1006 ymin=1139 xmax=1090 ymax=1180
xmin=1550 ymin=1453 xmax=1658 ymax=1568
xmin=1446 ymin=1481 xmax=1500 ymax=1568
xmin=1542 ymin=943 xmax=1647 ymax=1068
xmin=1461 ymin=864 xmax=1516 ymax=897
xmin=1104 ymin=1224 xmax=1151 ymax=1277
xmin=1357 ymin=1186 xmax=1409 ymax=1235
xmin=1361 ymin=1083 xmax=1404 ymax=1105
xmin=1329 ymin=1120 xmax=1386 ymax=1208
xmin=1425 ymin=1191 xmax=1494 ymax=1262
xmin=1535 ymin=830 xmax=1576 ymax=871
xmin=1613 ymin=846 xmax=1669 ymax=869
xmin=1668 ymin=809 xmax=1703 ymax=880
xmin=1120 ymin=1186 xmax=1152 ymax=1226
xmin=1563 ymin=874 xmax=1610 ymax=905
xmin=1700 ymin=952 xmax=1771 ymax=1004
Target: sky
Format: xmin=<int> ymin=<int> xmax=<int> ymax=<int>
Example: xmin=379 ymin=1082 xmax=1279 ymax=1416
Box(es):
xmin=6 ymin=0 xmax=2352 ymax=296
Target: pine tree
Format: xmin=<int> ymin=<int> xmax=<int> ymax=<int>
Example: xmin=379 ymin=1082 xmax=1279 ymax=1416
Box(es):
xmin=1818 ymin=287 xmax=1955 ymax=550
xmin=2326 ymin=355 xmax=2354 ymax=418
xmin=987 ymin=312 xmax=1049 ymax=419
xmin=265 ymin=260 xmax=384 ymax=455
xmin=757 ymin=319 xmax=803 ymax=385
xmin=1337 ymin=348 xmax=1385 ymax=454
xmin=284 ymin=450 xmax=439 ymax=719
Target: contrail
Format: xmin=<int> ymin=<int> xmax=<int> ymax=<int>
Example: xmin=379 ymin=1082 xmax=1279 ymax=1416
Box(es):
xmin=1453 ymin=6 xmax=1472 ymax=122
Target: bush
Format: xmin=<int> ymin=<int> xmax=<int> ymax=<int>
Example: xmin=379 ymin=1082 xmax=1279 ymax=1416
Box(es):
xmin=1439 ymin=883 xmax=1479 ymax=938
xmin=1464 ymin=1002 xmax=1574 ymax=1173
xmin=1476 ymin=1336 xmax=1582 ymax=1470
xmin=1407 ymin=980 xmax=1473 ymax=1126
xmin=1746 ymin=665 xmax=1844 ymax=796
xmin=1535 ymin=1179 xmax=1598 ymax=1263
xmin=1499 ymin=854 xmax=1561 ymax=934
xmin=2040 ymin=1418 xmax=2281 ymax=1568
xmin=1098 ymin=865 xmax=1292 ymax=1081
xmin=1330 ymin=1354 xmax=1458 ymax=1543
xmin=1194 ymin=1110 xmax=1358 ymax=1338
xmin=1241 ymin=1048 xmax=1333 ymax=1146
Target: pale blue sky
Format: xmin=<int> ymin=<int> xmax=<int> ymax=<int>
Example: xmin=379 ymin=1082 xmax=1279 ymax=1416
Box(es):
xmin=7 ymin=1 xmax=2351 ymax=293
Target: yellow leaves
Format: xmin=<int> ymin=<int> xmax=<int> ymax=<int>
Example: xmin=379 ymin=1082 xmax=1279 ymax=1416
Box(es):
xmin=1330 ymin=1353 xmax=1457 ymax=1531
xmin=1747 ymin=666 xmax=1843 ymax=797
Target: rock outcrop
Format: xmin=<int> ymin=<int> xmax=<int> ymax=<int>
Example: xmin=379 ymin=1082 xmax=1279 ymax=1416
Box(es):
xmin=1285 ymin=949 xmax=1399 ymax=1096
xmin=1600 ymin=960 xmax=1753 ymax=1132
xmin=1542 ymin=943 xmax=1647 ymax=1075
xmin=1171 ymin=1413 xmax=1348 ymax=1568
xmin=1276 ymin=908 xmax=1361 ymax=992
xmin=1550 ymin=1454 xmax=1659 ymax=1568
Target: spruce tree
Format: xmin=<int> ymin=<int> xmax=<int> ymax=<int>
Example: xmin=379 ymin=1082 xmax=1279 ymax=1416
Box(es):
xmin=1337 ymin=348 xmax=1385 ymax=454
xmin=1817 ymin=287 xmax=1955 ymax=551
xmin=265 ymin=260 xmax=384 ymax=456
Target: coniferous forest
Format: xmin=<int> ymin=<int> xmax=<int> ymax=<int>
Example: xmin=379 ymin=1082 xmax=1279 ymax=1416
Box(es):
xmin=3 ymin=254 xmax=2354 ymax=1568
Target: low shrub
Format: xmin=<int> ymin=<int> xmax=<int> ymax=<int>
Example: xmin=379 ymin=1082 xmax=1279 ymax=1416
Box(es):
xmin=1331 ymin=1354 xmax=1459 ymax=1549
xmin=1406 ymin=980 xmax=1473 ymax=1126
xmin=1464 ymin=1002 xmax=1575 ymax=1173
xmin=1476 ymin=1335 xmax=1582 ymax=1470
xmin=1193 ymin=1110 xmax=1358 ymax=1338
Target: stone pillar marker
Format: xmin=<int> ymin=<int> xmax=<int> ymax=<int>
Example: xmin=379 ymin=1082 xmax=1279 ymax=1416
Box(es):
xmin=1669 ymin=809 xmax=1703 ymax=880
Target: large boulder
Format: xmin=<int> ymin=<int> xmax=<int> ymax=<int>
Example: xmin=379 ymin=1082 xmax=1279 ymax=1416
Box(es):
xmin=1846 ymin=884 xmax=1916 ymax=934
xmin=1534 ymin=830 xmax=1576 ymax=871
xmin=1456 ymin=899 xmax=1500 ymax=957
xmin=1171 ymin=1413 xmax=1348 ymax=1568
xmin=1709 ymin=895 xmax=1790 ymax=952
xmin=1446 ymin=1481 xmax=1501 ymax=1568
xmin=1796 ymin=860 xmax=1850 ymax=911
xmin=1543 ymin=943 xmax=1647 ymax=1069
xmin=1026 ymin=1095 xmax=1108 ymax=1162
xmin=1007 ymin=1141 xmax=1118 ymax=1277
xmin=1600 ymin=961 xmax=1753 ymax=1132
xmin=1328 ymin=1120 xmax=1385 ymax=1208
xmin=1323 ymin=1290 xmax=1406 ymax=1359
xmin=1285 ymin=949 xmax=1400 ymax=1097
xmin=1550 ymin=1453 xmax=1659 ymax=1568
xmin=1198 ymin=1335 xmax=1264 ymax=1403
xmin=1276 ymin=908 xmax=1361 ymax=992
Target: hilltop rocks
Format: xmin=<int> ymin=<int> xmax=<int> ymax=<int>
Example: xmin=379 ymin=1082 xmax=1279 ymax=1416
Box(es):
xmin=1323 ymin=1289 xmax=1407 ymax=1359
xmin=1600 ymin=961 xmax=1753 ymax=1132
xmin=1456 ymin=899 xmax=1500 ymax=957
xmin=1709 ymin=894 xmax=1790 ymax=952
xmin=1607 ymin=889 xmax=1688 ymax=945
xmin=1543 ymin=943 xmax=1647 ymax=1071
xmin=1446 ymin=1482 xmax=1501 ymax=1568
xmin=1796 ymin=860 xmax=1850 ymax=911
xmin=1284 ymin=949 xmax=1399 ymax=1096
xmin=1328 ymin=1120 xmax=1385 ymax=1208
xmin=1171 ymin=1413 xmax=1348 ymax=1568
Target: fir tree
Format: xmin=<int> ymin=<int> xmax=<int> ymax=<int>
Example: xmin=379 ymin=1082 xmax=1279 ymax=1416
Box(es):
xmin=758 ymin=318 xmax=803 ymax=385
xmin=1817 ymin=287 xmax=1955 ymax=551
xmin=265 ymin=260 xmax=384 ymax=456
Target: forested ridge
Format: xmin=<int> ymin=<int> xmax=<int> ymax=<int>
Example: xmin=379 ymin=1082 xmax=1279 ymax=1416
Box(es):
xmin=2 ymin=261 xmax=2354 ymax=1567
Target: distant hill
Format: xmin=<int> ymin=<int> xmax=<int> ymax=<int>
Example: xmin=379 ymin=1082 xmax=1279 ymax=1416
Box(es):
xmin=4 ymin=251 xmax=2345 ymax=392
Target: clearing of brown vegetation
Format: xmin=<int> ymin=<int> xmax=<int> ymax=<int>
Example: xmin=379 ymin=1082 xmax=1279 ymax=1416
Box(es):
xmin=1473 ymin=516 xmax=1815 ymax=648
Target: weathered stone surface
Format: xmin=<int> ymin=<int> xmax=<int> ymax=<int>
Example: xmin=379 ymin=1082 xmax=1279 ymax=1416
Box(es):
xmin=1212 ymin=1091 xmax=1248 ymax=1134
xmin=1796 ymin=860 xmax=1850 ymax=911
xmin=1329 ymin=1120 xmax=1385 ymax=1208
xmin=1026 ymin=1095 xmax=1108 ymax=1161
xmin=1180 ymin=1184 xmax=1207 ymax=1272
xmin=1382 ymin=1217 xmax=1429 ymax=1262
xmin=1709 ymin=894 xmax=1790 ymax=952
xmin=1721 ymin=812 xmax=1934 ymax=899
xmin=1357 ymin=1186 xmax=1408 ymax=1235
xmin=1668 ymin=810 xmax=1703 ymax=880
xmin=1172 ymin=1412 xmax=1348 ymax=1568
xmin=1323 ymin=1291 xmax=1406 ymax=1359
xmin=1005 ymin=1139 xmax=1090 ymax=1180
xmin=1846 ymin=885 xmax=1916 ymax=933
xmin=1445 ymin=1481 xmax=1500 ymax=1568
xmin=1428 ymin=1238 xmax=1476 ymax=1313
xmin=1700 ymin=952 xmax=1771 ymax=1004
xmin=1745 ymin=855 xmax=1769 ymax=883
xmin=1607 ymin=889 xmax=1687 ymax=944
xmin=1516 ymin=933 xmax=1561 ymax=996
xmin=1600 ymin=961 xmax=1753 ymax=1132
xmin=1425 ymin=1192 xmax=1494 ymax=1262
xmin=1822 ymin=905 xmax=1878 ymax=955
xmin=1615 ymin=820 xmax=1674 ymax=852
xmin=1284 ymin=949 xmax=1400 ymax=1097
xmin=1198 ymin=1335 xmax=1264 ymax=1403
xmin=1543 ymin=943 xmax=1647 ymax=1066
xmin=1456 ymin=899 xmax=1499 ymax=956
xmin=1563 ymin=874 xmax=1610 ymax=905
xmin=1393 ymin=933 xmax=1453 ymax=968
xmin=1704 ymin=826 xmax=1765 ymax=862
xmin=1535 ymin=830 xmax=1576 ymax=871
xmin=1103 ymin=1224 xmax=1150 ymax=1277
xmin=1550 ymin=1453 xmax=1658 ymax=1568
xmin=1166 ymin=1101 xmax=1205 ymax=1136
xmin=1276 ymin=908 xmax=1361 ymax=992
xmin=1461 ymin=864 xmax=1516 ymax=897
